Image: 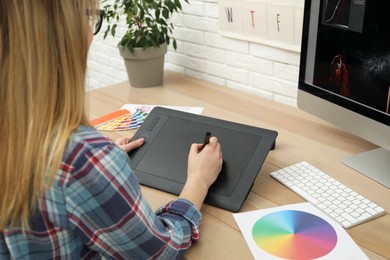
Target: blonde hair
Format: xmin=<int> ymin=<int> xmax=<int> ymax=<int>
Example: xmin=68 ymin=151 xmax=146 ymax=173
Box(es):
xmin=0 ymin=0 xmax=98 ymax=229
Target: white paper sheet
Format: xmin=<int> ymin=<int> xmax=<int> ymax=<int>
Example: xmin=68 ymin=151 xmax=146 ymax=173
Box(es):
xmin=121 ymin=104 xmax=204 ymax=115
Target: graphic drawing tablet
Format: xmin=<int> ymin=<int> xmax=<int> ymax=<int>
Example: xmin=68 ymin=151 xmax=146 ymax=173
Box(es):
xmin=128 ymin=107 xmax=278 ymax=212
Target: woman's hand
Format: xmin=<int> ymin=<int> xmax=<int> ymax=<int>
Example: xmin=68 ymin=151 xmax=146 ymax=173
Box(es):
xmin=187 ymin=136 xmax=223 ymax=189
xmin=115 ymin=135 xmax=145 ymax=153
xmin=179 ymin=136 xmax=223 ymax=209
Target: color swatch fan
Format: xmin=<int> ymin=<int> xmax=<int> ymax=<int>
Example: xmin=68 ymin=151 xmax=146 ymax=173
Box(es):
xmin=233 ymin=203 xmax=368 ymax=260
xmin=91 ymin=109 xmax=148 ymax=131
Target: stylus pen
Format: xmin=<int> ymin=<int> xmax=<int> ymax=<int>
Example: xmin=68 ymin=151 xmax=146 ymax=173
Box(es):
xmin=202 ymin=131 xmax=211 ymax=150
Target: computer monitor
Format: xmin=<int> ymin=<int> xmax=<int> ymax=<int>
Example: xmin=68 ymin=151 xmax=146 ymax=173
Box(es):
xmin=298 ymin=0 xmax=390 ymax=188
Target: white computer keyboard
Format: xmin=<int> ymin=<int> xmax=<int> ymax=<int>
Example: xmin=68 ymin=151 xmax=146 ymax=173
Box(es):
xmin=270 ymin=161 xmax=386 ymax=228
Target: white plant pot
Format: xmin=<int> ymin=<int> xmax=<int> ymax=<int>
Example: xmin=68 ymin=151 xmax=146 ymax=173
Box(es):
xmin=119 ymin=43 xmax=168 ymax=88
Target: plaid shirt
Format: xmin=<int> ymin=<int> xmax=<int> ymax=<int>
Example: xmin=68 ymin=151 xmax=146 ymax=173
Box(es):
xmin=0 ymin=126 xmax=201 ymax=259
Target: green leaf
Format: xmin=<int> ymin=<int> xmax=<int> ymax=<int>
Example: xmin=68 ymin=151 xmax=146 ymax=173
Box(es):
xmin=103 ymin=24 xmax=110 ymax=39
xmin=111 ymin=24 xmax=117 ymax=37
xmin=155 ymin=9 xmax=160 ymax=20
xmin=175 ymin=0 xmax=182 ymax=10
xmin=162 ymin=8 xmax=169 ymax=19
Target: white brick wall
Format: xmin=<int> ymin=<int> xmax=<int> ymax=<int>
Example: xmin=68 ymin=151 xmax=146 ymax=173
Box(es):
xmin=87 ymin=0 xmax=303 ymax=106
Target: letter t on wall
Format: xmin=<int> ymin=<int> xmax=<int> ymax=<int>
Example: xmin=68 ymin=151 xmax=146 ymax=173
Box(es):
xmin=242 ymin=2 xmax=267 ymax=37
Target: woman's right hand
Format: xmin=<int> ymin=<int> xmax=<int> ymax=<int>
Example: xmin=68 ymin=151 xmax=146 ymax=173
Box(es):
xmin=179 ymin=136 xmax=223 ymax=209
xmin=187 ymin=136 xmax=223 ymax=189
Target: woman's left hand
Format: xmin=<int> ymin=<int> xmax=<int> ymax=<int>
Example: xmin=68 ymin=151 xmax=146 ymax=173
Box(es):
xmin=115 ymin=135 xmax=145 ymax=153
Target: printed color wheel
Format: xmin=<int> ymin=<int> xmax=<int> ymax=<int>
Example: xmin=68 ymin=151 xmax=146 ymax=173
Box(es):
xmin=252 ymin=210 xmax=337 ymax=259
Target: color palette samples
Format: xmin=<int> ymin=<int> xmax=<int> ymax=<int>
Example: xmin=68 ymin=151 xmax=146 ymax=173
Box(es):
xmin=94 ymin=110 xmax=148 ymax=131
xmin=251 ymin=210 xmax=337 ymax=259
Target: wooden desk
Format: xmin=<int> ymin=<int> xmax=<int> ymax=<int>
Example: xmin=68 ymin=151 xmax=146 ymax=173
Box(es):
xmin=88 ymin=71 xmax=390 ymax=259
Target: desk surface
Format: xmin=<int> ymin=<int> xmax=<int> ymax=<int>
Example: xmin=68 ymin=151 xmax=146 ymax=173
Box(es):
xmin=88 ymin=71 xmax=390 ymax=259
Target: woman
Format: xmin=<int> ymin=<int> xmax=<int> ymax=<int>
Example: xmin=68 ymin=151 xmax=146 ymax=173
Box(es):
xmin=0 ymin=0 xmax=223 ymax=259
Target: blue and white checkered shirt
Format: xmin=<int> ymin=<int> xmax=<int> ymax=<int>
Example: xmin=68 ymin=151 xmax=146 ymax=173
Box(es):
xmin=0 ymin=126 xmax=201 ymax=259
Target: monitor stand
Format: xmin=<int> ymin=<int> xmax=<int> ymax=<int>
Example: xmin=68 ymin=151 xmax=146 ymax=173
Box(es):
xmin=342 ymin=148 xmax=390 ymax=188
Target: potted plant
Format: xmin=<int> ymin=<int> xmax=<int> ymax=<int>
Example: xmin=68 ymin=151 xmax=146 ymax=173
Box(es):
xmin=102 ymin=0 xmax=188 ymax=87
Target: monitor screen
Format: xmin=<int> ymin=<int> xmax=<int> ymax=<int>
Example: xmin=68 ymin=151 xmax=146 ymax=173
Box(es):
xmin=298 ymin=0 xmax=390 ymax=188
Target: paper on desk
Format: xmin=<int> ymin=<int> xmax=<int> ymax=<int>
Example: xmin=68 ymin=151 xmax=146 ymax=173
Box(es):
xmin=121 ymin=104 xmax=204 ymax=115
xmin=233 ymin=203 xmax=368 ymax=260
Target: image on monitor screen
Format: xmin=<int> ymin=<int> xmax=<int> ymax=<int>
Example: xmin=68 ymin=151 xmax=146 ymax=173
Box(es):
xmin=314 ymin=1 xmax=389 ymax=115
xmin=298 ymin=0 xmax=390 ymax=188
